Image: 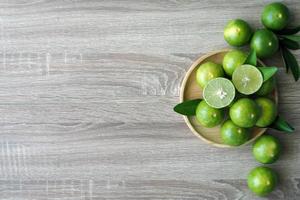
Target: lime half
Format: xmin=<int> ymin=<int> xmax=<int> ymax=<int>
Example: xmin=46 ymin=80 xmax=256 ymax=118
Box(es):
xmin=203 ymin=77 xmax=236 ymax=108
xmin=232 ymin=64 xmax=263 ymax=95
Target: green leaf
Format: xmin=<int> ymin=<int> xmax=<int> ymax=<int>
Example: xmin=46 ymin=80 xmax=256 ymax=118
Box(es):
xmin=282 ymin=46 xmax=300 ymax=81
xmin=173 ymin=99 xmax=201 ymax=116
xmin=244 ymin=49 xmax=257 ymax=66
xmin=282 ymin=35 xmax=300 ymax=42
xmin=280 ymin=47 xmax=289 ymax=73
xmin=258 ymin=67 xmax=278 ymax=82
xmin=280 ymin=38 xmax=300 ymax=50
xmin=277 ymin=26 xmax=300 ymax=35
xmin=270 ymin=115 xmax=294 ymax=133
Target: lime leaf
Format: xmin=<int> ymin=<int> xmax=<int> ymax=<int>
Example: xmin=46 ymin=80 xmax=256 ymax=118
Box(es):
xmin=270 ymin=115 xmax=294 ymax=133
xmin=258 ymin=67 xmax=278 ymax=82
xmin=173 ymin=99 xmax=201 ymax=116
xmin=282 ymin=35 xmax=300 ymax=42
xmin=280 ymin=38 xmax=300 ymax=50
xmin=277 ymin=26 xmax=300 ymax=35
xmin=280 ymin=47 xmax=289 ymax=73
xmin=282 ymin=46 xmax=300 ymax=81
xmin=244 ymin=49 xmax=257 ymax=66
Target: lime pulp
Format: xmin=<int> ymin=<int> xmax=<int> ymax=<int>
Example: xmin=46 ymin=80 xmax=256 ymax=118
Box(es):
xmin=203 ymin=77 xmax=236 ymax=109
xmin=232 ymin=64 xmax=263 ymax=95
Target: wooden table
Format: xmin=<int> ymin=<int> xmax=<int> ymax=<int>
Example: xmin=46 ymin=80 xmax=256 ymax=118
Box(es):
xmin=0 ymin=1 xmax=299 ymax=199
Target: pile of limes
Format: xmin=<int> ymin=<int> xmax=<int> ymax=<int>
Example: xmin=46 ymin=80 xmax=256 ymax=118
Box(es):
xmin=221 ymin=2 xmax=299 ymax=196
xmin=174 ymin=1 xmax=297 ymax=197
xmin=224 ymin=2 xmax=288 ymax=58
xmin=195 ymin=50 xmax=280 ymax=196
xmin=196 ymin=50 xmax=277 ymax=145
xmin=224 ymin=2 xmax=300 ymax=81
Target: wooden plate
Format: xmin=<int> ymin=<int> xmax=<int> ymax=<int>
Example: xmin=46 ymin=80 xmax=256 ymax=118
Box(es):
xmin=180 ymin=49 xmax=278 ymax=148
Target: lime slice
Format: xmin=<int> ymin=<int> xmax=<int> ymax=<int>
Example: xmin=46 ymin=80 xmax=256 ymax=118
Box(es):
xmin=232 ymin=64 xmax=263 ymax=95
xmin=203 ymin=77 xmax=236 ymax=108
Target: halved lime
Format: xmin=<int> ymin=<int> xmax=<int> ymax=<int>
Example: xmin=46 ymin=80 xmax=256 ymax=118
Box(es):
xmin=232 ymin=64 xmax=263 ymax=95
xmin=203 ymin=77 xmax=236 ymax=108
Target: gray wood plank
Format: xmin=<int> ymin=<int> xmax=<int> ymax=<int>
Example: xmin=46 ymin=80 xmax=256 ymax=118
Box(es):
xmin=0 ymin=0 xmax=299 ymax=199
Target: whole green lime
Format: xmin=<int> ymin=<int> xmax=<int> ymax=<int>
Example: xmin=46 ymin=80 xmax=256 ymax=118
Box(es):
xmin=229 ymin=98 xmax=260 ymax=128
xmin=262 ymin=2 xmax=290 ymax=31
xmin=221 ymin=120 xmax=250 ymax=146
xmin=256 ymin=77 xmax=276 ymax=96
xmin=255 ymin=97 xmax=277 ymax=127
xmin=247 ymin=166 xmax=278 ymax=196
xmin=253 ymin=135 xmax=281 ymax=164
xmin=196 ymin=61 xmax=224 ymax=89
xmin=222 ymin=50 xmax=247 ymax=76
xmin=224 ymin=19 xmax=252 ymax=47
xmin=250 ymin=29 xmax=279 ymax=58
xmin=196 ymin=100 xmax=224 ymax=128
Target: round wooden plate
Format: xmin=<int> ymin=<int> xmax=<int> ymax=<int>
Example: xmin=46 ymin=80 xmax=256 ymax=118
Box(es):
xmin=180 ymin=49 xmax=278 ymax=148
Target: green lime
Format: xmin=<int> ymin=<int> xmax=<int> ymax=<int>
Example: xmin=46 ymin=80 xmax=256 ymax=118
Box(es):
xmin=253 ymin=135 xmax=281 ymax=164
xmin=229 ymin=98 xmax=260 ymax=128
xmin=222 ymin=50 xmax=247 ymax=77
xmin=203 ymin=77 xmax=235 ymax=108
xmin=262 ymin=2 xmax=290 ymax=31
xmin=247 ymin=166 xmax=278 ymax=196
xmin=255 ymin=97 xmax=277 ymax=127
xmin=224 ymin=19 xmax=252 ymax=46
xmin=232 ymin=64 xmax=263 ymax=95
xmin=256 ymin=77 xmax=276 ymax=96
xmin=221 ymin=120 xmax=250 ymax=146
xmin=196 ymin=100 xmax=224 ymax=128
xmin=250 ymin=29 xmax=279 ymax=58
xmin=196 ymin=61 xmax=224 ymax=89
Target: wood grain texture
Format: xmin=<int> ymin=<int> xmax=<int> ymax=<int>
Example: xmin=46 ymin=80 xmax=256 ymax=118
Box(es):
xmin=0 ymin=0 xmax=299 ymax=199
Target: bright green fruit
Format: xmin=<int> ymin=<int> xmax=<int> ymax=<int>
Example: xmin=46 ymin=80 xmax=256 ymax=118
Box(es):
xmin=232 ymin=64 xmax=263 ymax=95
xmin=229 ymin=98 xmax=260 ymax=128
xmin=196 ymin=61 xmax=224 ymax=89
xmin=224 ymin=19 xmax=252 ymax=47
xmin=203 ymin=78 xmax=235 ymax=109
xmin=253 ymin=135 xmax=281 ymax=164
xmin=196 ymin=101 xmax=224 ymax=128
xmin=221 ymin=120 xmax=250 ymax=146
xmin=247 ymin=166 xmax=278 ymax=196
xmin=262 ymin=2 xmax=290 ymax=31
xmin=256 ymin=77 xmax=276 ymax=96
xmin=255 ymin=97 xmax=277 ymax=127
xmin=223 ymin=50 xmax=247 ymax=76
xmin=250 ymin=29 xmax=279 ymax=58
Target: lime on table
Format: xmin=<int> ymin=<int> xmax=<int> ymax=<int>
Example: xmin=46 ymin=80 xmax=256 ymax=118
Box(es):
xmin=261 ymin=2 xmax=290 ymax=31
xmin=247 ymin=166 xmax=278 ymax=196
xmin=224 ymin=19 xmax=252 ymax=47
xmin=252 ymin=135 xmax=281 ymax=164
xmin=232 ymin=64 xmax=263 ymax=95
xmin=250 ymin=29 xmax=279 ymax=58
xmin=203 ymin=77 xmax=236 ymax=109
